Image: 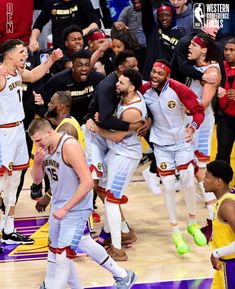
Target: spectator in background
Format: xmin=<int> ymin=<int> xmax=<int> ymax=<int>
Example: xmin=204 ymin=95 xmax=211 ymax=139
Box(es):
xmin=111 ymin=28 xmax=145 ymax=73
xmin=0 ymin=0 xmax=33 ymax=45
xmin=32 ymin=49 xmax=105 ymax=125
xmin=216 ymin=38 xmax=235 ymax=165
xmin=112 ymin=0 xmax=145 ymax=46
xmin=169 ymin=0 xmax=193 ymax=35
xmin=87 ymin=28 xmax=115 ymax=75
xmin=59 ymin=25 xmax=85 ymax=70
xmin=105 ymin=0 xmax=131 ymax=22
xmin=141 ymin=0 xmax=183 ymax=80
xmin=33 ymin=0 xmax=52 ymax=50
xmin=29 ymin=0 xmax=101 ymax=52
xmin=55 ymin=25 xmax=112 ymax=74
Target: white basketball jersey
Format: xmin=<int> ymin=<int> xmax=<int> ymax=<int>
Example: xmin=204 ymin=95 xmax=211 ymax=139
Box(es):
xmin=44 ymin=134 xmax=93 ymax=211
xmin=188 ymin=63 xmax=220 ymax=116
xmin=107 ymin=93 xmax=147 ymax=159
xmin=0 ymin=71 xmax=24 ymax=125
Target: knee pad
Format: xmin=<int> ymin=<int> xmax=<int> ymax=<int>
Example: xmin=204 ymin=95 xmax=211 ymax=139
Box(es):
xmin=106 ymin=190 xmax=128 ymax=204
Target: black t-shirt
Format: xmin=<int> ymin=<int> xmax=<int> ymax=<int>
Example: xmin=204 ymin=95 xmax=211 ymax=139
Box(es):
xmin=33 ymin=0 xmax=101 ymax=49
xmin=88 ymin=72 xmax=129 ymax=131
xmin=36 ymin=69 xmax=104 ymax=124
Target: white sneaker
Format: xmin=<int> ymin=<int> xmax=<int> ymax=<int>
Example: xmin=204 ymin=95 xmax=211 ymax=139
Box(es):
xmin=142 ymin=167 xmax=161 ymax=195
xmin=114 ymin=270 xmax=137 ymax=289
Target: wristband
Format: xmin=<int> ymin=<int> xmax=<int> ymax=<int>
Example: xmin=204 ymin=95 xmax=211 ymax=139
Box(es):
xmin=190 ymin=122 xmax=198 ymax=130
xmin=45 ymin=190 xmax=52 ymax=198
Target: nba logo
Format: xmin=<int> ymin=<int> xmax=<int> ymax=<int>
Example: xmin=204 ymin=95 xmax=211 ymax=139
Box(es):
xmin=193 ymin=3 xmax=205 ymax=29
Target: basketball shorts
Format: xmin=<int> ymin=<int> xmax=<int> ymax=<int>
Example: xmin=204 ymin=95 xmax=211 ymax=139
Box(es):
xmin=99 ymin=150 xmax=139 ymax=199
xmin=211 ymin=258 xmax=235 ymax=289
xmin=49 ymin=208 xmax=92 ymax=257
xmin=0 ymin=123 xmax=29 ymax=175
xmin=82 ymin=125 xmax=108 ymax=178
xmin=153 ymin=142 xmax=194 ymax=176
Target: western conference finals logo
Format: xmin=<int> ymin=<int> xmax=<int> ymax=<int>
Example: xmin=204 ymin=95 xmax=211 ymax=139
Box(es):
xmin=193 ymin=3 xmax=230 ymax=29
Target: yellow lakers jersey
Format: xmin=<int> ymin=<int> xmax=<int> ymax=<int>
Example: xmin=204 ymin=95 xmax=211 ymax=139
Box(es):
xmin=210 ymin=192 xmax=235 ymax=260
xmin=56 ymin=116 xmax=86 ymax=150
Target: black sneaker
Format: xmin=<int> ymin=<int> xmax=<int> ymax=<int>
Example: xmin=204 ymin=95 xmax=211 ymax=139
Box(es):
xmin=1 ymin=230 xmax=35 ymax=245
xmin=30 ymin=183 xmax=43 ymax=200
xmin=39 ymin=281 xmax=46 ymax=289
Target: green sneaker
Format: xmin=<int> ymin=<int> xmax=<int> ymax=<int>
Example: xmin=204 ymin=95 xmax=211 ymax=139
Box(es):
xmin=187 ymin=224 xmax=207 ymax=246
xmin=172 ymin=233 xmax=190 ymax=255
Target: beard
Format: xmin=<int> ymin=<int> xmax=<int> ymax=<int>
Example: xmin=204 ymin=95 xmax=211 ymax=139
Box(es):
xmin=116 ymin=89 xmax=128 ymax=98
xmin=45 ymin=107 xmax=58 ymax=118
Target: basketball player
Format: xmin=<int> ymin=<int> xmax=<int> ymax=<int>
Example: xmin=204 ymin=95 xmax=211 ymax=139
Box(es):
xmin=86 ymin=68 xmax=147 ymax=261
xmin=187 ymin=32 xmax=221 ymax=240
xmin=34 ymin=90 xmax=86 ymax=213
xmin=0 ymin=39 xmax=62 ymax=248
xmin=142 ymin=59 xmax=207 ymax=255
xmin=203 ymin=160 xmax=235 ymax=289
xmin=85 ymin=50 xmax=150 ymax=247
xmin=29 ymin=118 xmax=137 ymax=289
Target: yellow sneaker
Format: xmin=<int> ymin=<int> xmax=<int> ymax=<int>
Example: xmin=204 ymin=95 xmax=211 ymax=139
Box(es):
xmin=172 ymin=233 xmax=190 ymax=255
xmin=187 ymin=223 xmax=207 ymax=246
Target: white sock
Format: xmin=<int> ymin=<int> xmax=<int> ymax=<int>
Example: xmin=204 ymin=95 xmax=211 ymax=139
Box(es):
xmin=48 ymin=251 xmax=70 ymax=289
xmin=4 ymin=215 xmax=14 ymax=234
xmin=45 ymin=251 xmax=56 ymax=289
xmin=78 ymin=234 xmax=126 ymax=278
xmin=103 ymin=211 xmax=110 ymax=233
xmin=171 ymin=225 xmax=181 ymax=234
xmin=187 ymin=218 xmax=197 ymax=226
xmin=101 ymin=256 xmax=127 ymax=278
xmin=161 ymin=175 xmax=177 ymax=224
xmin=68 ymin=261 xmax=83 ymax=289
xmin=180 ymin=165 xmax=197 ymax=216
xmin=198 ymin=181 xmax=216 ymax=220
xmin=121 ymin=221 xmax=130 ymax=233
xmin=105 ymin=200 xmax=122 ymax=249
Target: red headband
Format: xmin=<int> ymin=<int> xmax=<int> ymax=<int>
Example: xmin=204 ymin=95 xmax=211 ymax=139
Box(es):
xmin=192 ymin=36 xmax=207 ymax=48
xmin=87 ymin=31 xmax=106 ymax=42
xmin=157 ymin=5 xmax=173 ymax=14
xmin=153 ymin=61 xmax=171 ymax=75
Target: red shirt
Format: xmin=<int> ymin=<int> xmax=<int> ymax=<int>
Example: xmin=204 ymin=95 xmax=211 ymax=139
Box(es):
xmin=219 ymin=61 xmax=235 ymax=117
xmin=0 ymin=0 xmax=33 ymax=45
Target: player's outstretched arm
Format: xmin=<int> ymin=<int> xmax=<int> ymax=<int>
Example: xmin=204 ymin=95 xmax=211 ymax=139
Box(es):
xmin=21 ymin=49 xmax=63 ymax=83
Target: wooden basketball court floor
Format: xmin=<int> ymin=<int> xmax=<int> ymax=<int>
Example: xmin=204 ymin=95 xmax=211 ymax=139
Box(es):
xmin=0 ymin=130 xmax=234 ymax=289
